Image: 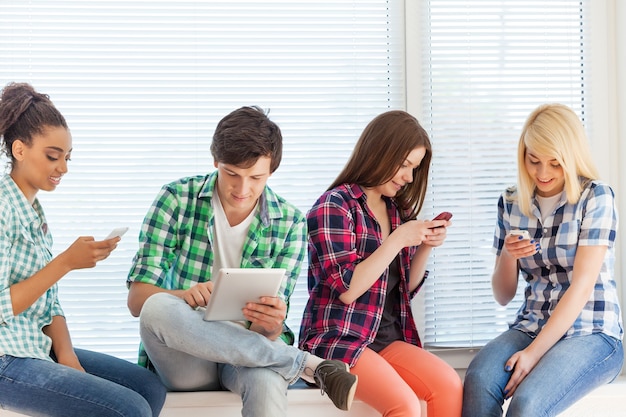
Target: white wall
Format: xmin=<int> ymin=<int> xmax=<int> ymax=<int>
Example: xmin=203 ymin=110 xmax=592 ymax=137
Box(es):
xmin=588 ymin=0 xmax=625 ymax=341
xmin=614 ymin=0 xmax=626 ymax=320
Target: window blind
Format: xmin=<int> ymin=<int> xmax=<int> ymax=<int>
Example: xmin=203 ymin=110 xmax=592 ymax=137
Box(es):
xmin=1 ymin=0 xmax=594 ymax=361
xmin=419 ymin=0 xmax=591 ymax=347
xmin=0 ymin=0 xmax=404 ymax=361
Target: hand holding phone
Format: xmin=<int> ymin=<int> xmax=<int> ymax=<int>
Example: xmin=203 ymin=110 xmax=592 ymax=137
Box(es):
xmin=507 ymin=229 xmax=540 ymax=255
xmin=105 ymin=227 xmax=129 ymax=240
xmin=431 ymin=211 xmax=452 ymax=228
xmin=508 ymin=230 xmax=530 ymax=240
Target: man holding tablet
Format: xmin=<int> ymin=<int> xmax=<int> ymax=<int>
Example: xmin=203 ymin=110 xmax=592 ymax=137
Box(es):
xmin=126 ymin=106 xmax=357 ymax=416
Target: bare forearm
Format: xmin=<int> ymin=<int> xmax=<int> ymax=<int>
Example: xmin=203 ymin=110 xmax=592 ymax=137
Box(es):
xmin=408 ymin=245 xmax=433 ymax=291
xmin=43 ymin=316 xmax=75 ymax=359
xmin=492 ymin=250 xmax=519 ymax=305
xmin=10 ymin=255 xmax=72 ymax=316
xmin=127 ymin=281 xmax=186 ymax=317
xmin=339 ymin=234 xmax=403 ymax=304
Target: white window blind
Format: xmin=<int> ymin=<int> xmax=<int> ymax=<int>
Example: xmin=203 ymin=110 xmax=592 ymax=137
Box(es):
xmin=0 ymin=0 xmax=404 ymax=361
xmin=419 ymin=0 xmax=591 ymax=347
xmin=1 ymin=0 xmax=595 ymax=362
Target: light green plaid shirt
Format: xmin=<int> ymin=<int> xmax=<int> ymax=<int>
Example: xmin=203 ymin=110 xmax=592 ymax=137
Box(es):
xmin=127 ymin=171 xmax=306 ymax=367
xmin=0 ymin=175 xmax=64 ymax=361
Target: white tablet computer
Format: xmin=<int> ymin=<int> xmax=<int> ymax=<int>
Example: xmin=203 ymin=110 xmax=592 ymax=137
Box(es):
xmin=203 ymin=268 xmax=286 ymax=321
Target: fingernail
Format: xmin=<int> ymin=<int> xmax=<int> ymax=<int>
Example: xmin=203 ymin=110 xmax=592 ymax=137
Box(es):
xmin=504 ymin=389 xmax=509 ymax=395
xmin=518 ymin=236 xmax=523 ymax=240
xmin=505 ymin=365 xmax=511 ymax=371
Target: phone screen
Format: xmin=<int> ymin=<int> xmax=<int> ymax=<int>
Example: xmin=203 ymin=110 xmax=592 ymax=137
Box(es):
xmin=105 ymin=227 xmax=129 ymax=240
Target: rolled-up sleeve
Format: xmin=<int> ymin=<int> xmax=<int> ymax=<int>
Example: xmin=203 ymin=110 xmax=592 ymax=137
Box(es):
xmin=127 ymin=185 xmax=180 ymax=288
xmin=307 ymin=193 xmax=366 ymax=294
xmin=0 ymin=207 xmax=14 ymax=324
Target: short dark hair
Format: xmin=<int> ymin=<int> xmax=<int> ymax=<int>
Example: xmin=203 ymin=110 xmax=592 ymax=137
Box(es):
xmin=210 ymin=106 xmax=283 ymax=173
xmin=0 ymin=82 xmax=67 ymax=166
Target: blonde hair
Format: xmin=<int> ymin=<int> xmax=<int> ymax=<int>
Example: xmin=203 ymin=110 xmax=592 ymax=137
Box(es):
xmin=516 ymin=103 xmax=598 ymax=216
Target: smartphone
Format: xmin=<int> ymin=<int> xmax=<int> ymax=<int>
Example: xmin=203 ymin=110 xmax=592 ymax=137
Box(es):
xmin=431 ymin=211 xmax=453 ymax=228
xmin=105 ymin=227 xmax=129 ymax=240
xmin=432 ymin=211 xmax=453 ymax=221
xmin=508 ymin=229 xmax=530 ymax=240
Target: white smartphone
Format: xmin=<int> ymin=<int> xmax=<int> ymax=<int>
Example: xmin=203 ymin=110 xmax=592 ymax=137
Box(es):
xmin=105 ymin=227 xmax=129 ymax=240
xmin=508 ymin=229 xmax=530 ymax=240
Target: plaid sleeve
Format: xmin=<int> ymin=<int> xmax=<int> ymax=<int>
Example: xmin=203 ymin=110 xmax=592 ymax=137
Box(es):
xmin=50 ymin=291 xmax=64 ymax=317
xmin=274 ymin=212 xmax=307 ymax=303
xmin=274 ymin=210 xmax=306 ymax=346
xmin=307 ymin=193 xmax=359 ymax=294
xmin=127 ymin=184 xmax=180 ymax=288
xmin=578 ymin=182 xmax=618 ymax=247
xmin=493 ymin=191 xmax=511 ymax=255
xmin=0 ymin=204 xmax=15 ymax=324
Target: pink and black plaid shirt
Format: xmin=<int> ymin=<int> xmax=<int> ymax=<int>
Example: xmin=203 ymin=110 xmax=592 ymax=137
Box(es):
xmin=298 ymin=183 xmax=426 ymax=366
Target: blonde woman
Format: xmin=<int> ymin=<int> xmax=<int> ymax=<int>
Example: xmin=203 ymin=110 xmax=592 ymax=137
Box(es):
xmin=462 ymin=104 xmax=623 ymax=417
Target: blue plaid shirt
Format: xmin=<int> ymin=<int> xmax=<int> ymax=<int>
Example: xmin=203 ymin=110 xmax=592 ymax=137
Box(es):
xmin=0 ymin=175 xmax=64 ymax=361
xmin=494 ymin=180 xmax=623 ymax=341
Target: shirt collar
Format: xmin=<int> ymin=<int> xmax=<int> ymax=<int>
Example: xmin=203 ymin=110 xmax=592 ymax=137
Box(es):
xmin=342 ymin=182 xmax=399 ymax=211
xmin=199 ymin=170 xmax=279 ymax=227
xmin=1 ymin=174 xmax=44 ymax=229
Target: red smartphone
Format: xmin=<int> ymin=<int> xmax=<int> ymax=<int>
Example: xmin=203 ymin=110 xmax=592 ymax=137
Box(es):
xmin=431 ymin=211 xmax=453 ymax=228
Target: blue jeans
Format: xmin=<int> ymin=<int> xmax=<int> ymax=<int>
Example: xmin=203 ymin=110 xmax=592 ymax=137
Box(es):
xmin=462 ymin=329 xmax=624 ymax=417
xmin=139 ymin=292 xmax=309 ymax=417
xmin=0 ymin=348 xmax=166 ymax=417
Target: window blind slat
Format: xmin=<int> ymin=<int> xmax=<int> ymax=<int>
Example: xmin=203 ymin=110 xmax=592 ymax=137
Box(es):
xmin=1 ymin=0 xmax=593 ymax=360
xmin=1 ymin=0 xmax=403 ymax=361
xmin=421 ymin=0 xmax=590 ymax=347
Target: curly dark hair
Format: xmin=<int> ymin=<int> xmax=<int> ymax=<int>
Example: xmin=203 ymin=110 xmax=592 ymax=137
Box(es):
xmin=0 ymin=82 xmax=67 ymax=167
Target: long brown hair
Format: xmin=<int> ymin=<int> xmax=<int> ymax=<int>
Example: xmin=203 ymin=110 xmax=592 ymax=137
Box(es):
xmin=329 ymin=110 xmax=432 ymax=220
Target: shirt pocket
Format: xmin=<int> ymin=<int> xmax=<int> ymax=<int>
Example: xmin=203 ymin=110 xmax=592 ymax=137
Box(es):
xmin=19 ymin=226 xmax=36 ymax=244
xmin=554 ymin=220 xmax=580 ymax=262
xmin=244 ymin=257 xmax=274 ymax=269
xmin=14 ymin=227 xmax=52 ymax=273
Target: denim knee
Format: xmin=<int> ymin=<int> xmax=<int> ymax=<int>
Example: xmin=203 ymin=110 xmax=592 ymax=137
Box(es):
xmin=221 ymin=365 xmax=288 ymax=417
xmin=506 ymin=389 xmax=546 ymax=417
xmin=140 ymin=292 xmax=178 ymax=323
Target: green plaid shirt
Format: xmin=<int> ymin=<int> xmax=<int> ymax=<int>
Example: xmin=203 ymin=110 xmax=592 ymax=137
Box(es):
xmin=0 ymin=175 xmax=64 ymax=361
xmin=127 ymin=171 xmax=306 ymax=367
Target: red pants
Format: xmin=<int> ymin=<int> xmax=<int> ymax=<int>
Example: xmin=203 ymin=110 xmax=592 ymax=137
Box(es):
xmin=351 ymin=341 xmax=463 ymax=417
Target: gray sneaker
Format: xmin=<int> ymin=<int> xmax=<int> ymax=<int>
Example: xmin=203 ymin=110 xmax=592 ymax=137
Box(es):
xmin=313 ymin=359 xmax=358 ymax=411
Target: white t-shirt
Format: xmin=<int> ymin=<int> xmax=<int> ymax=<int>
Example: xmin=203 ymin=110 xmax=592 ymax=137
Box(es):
xmin=211 ymin=190 xmax=257 ymax=277
xmin=535 ymin=191 xmax=563 ymax=222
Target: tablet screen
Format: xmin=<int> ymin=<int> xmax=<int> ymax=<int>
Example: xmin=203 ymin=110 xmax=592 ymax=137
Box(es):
xmin=202 ymin=268 xmax=286 ymax=321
